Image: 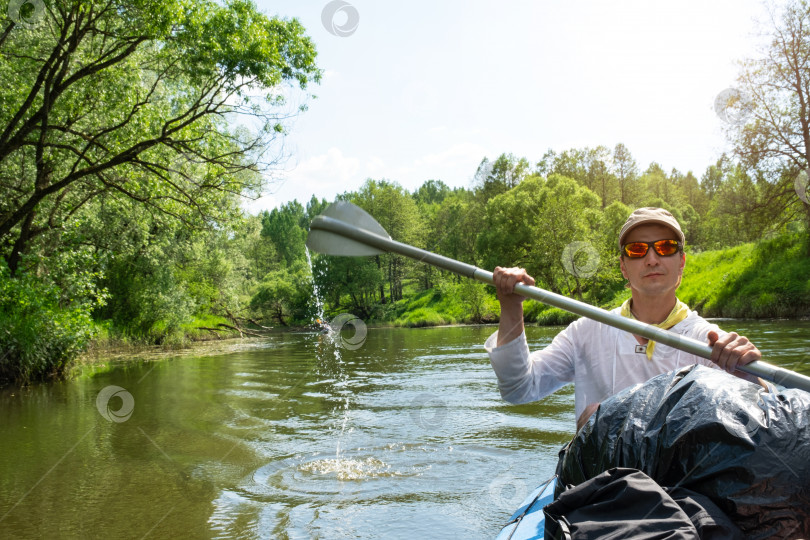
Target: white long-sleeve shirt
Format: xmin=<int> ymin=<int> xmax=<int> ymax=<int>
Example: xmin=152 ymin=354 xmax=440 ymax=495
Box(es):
xmin=484 ymin=308 xmax=724 ymax=419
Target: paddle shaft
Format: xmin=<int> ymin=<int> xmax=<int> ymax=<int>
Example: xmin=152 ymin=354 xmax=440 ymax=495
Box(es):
xmin=310 ymin=215 xmax=810 ymax=392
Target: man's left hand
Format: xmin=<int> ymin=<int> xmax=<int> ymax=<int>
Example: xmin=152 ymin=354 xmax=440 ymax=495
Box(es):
xmin=707 ymin=330 xmax=762 ymax=376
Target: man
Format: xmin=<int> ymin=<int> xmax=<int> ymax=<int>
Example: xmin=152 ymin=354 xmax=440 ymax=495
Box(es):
xmin=485 ymin=207 xmax=762 ymax=429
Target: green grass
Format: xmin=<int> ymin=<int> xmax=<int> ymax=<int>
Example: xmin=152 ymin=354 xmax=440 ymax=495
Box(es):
xmin=387 ymin=289 xmax=459 ymax=327
xmin=523 ymin=300 xmax=580 ymax=325
xmin=374 ymin=280 xmax=501 ymax=327
xmin=678 ymin=234 xmax=810 ymax=318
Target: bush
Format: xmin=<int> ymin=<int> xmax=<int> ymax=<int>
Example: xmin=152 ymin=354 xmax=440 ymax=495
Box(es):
xmin=0 ymin=264 xmax=97 ymax=385
xmin=523 ymin=300 xmax=580 ymax=325
xmin=250 ymin=263 xmax=315 ymax=326
xmin=396 ymin=308 xmax=450 ymax=327
xmin=101 ymin=259 xmax=195 ymax=342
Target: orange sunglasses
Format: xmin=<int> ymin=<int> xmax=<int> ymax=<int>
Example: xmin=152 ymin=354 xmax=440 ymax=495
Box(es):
xmin=622 ymin=239 xmax=681 ymax=258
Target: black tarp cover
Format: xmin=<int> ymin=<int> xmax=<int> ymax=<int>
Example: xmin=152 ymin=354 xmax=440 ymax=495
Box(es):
xmin=555 ymin=364 xmax=810 ymax=539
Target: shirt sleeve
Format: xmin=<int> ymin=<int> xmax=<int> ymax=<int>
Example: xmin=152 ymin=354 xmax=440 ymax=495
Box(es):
xmin=484 ymin=326 xmax=577 ymax=404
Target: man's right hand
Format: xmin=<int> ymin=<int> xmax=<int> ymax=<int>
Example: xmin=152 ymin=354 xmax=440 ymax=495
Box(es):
xmin=493 ymin=267 xmax=536 ymax=346
xmin=493 ymin=266 xmax=536 ymax=306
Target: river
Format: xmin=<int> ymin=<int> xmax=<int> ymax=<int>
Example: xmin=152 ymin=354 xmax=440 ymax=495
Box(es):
xmin=0 ymin=320 xmax=808 ymax=539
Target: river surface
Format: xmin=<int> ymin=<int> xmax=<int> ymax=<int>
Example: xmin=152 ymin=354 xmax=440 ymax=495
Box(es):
xmin=1 ymin=320 xmax=808 ymax=539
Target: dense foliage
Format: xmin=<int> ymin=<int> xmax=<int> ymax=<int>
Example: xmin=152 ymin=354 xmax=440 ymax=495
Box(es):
xmin=0 ymin=0 xmax=320 ymax=383
xmin=3 ymin=0 xmax=810 ymax=385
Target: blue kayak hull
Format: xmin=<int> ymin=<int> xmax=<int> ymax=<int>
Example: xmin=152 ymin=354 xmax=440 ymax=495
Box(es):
xmin=495 ymin=476 xmax=555 ymax=540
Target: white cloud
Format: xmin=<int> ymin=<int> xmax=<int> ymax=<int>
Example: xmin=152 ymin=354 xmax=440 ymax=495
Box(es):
xmin=241 ymin=192 xmax=278 ymax=215
xmin=365 ymin=155 xmax=387 ymax=177
xmin=414 ymin=142 xmax=488 ymax=169
xmin=243 ymin=147 xmax=362 ymax=213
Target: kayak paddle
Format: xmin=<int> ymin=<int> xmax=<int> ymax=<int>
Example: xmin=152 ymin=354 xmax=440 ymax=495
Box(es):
xmin=306 ymin=201 xmax=810 ymax=393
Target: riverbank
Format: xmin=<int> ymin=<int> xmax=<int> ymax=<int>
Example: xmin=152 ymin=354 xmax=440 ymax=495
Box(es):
xmin=64 ymin=231 xmax=810 ymax=373
xmin=678 ymin=232 xmax=810 ymax=318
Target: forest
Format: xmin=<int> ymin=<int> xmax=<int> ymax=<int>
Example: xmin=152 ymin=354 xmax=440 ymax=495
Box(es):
xmin=2 ymin=0 xmax=810 ymax=385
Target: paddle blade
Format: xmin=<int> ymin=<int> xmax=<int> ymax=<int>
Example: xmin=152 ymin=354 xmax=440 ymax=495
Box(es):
xmin=306 ymin=201 xmax=389 ymax=256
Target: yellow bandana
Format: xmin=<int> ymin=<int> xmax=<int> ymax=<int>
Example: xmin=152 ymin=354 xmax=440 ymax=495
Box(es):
xmin=620 ymin=298 xmax=689 ymax=360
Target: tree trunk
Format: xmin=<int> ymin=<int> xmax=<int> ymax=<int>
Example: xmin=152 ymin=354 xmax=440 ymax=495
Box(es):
xmin=376 ymin=255 xmax=385 ymax=304
xmin=6 ymin=210 xmax=35 ymax=276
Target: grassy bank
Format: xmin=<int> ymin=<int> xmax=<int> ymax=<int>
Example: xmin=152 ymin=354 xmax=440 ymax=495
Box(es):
xmin=82 ymin=232 xmax=810 ymax=363
xmin=11 ymin=232 xmax=801 ymax=386
xmin=82 ymin=313 xmax=243 ymax=361
xmin=678 ymin=233 xmax=810 ymax=318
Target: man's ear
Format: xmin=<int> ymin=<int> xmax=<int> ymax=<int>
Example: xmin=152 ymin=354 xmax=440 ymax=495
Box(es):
xmin=679 ymin=253 xmax=686 ymax=273
xmin=619 ymin=255 xmax=628 ymax=279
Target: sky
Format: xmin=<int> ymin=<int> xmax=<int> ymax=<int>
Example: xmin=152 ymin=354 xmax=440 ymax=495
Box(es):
xmin=244 ymin=0 xmax=773 ymax=213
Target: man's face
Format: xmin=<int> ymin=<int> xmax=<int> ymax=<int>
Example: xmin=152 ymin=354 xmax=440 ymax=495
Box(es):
xmin=619 ymin=224 xmax=685 ymax=298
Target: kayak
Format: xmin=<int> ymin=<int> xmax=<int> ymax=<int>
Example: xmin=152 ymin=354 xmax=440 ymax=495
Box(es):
xmin=495 ymin=476 xmax=555 ymax=540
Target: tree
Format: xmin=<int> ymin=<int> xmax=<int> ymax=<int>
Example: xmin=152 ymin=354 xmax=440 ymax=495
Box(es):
xmin=700 ymin=164 xmax=789 ymax=248
xmin=261 ymin=201 xmax=308 ymax=267
xmin=412 ymin=180 xmax=451 ymax=289
xmin=638 ymin=162 xmax=680 ymax=204
xmin=310 ymin=254 xmax=381 ymax=319
xmin=0 ymin=0 xmax=321 ymax=275
xmin=413 ymin=179 xmax=450 ymax=206
xmin=612 ymin=143 xmax=639 ymax=205
xmin=473 ymin=153 xmax=530 ymax=202
xmin=241 ymin=213 xmax=278 ymax=285
xmin=731 ymin=0 xmax=810 ymax=235
xmin=250 ymin=263 xmax=314 ymax=325
xmin=352 ymin=179 xmax=424 ymax=302
xmin=476 ymin=175 xmax=602 ymax=298
xmin=431 ymin=188 xmax=481 ymax=273
xmin=304 ymin=195 xmax=329 ymax=226
xmin=678 ymin=171 xmax=708 ymax=216
xmin=537 ymin=148 xmax=587 ymax=183
xmin=91 ymin=199 xmax=196 ymax=338
xmin=701 ymin=157 xmax=729 ymax=199
xmin=537 ymin=146 xmax=619 ymax=208
xmin=584 ymin=146 xmax=616 ymax=207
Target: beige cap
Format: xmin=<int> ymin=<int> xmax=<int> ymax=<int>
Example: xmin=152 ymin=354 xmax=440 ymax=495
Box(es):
xmin=618 ymin=207 xmax=685 ymax=249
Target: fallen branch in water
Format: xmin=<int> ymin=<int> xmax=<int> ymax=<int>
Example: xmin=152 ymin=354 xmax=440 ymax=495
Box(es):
xmin=216 ymin=323 xmax=265 ymax=338
xmin=246 ymin=317 xmax=273 ymax=329
xmin=196 ymin=327 xmax=225 ymax=339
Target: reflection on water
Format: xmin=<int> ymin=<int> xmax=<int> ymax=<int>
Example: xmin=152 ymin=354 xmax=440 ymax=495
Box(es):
xmin=0 ymin=321 xmax=807 ymax=539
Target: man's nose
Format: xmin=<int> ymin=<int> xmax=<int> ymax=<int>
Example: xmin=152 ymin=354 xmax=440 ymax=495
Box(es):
xmin=644 ymin=248 xmax=661 ymax=264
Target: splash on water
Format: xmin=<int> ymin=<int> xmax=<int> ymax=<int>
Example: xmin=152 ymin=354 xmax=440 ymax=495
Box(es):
xmin=298 ymin=456 xmax=405 ymax=481
xmin=305 ymin=246 xmax=328 ymax=325
xmin=305 ymin=246 xmax=352 ymax=459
